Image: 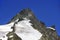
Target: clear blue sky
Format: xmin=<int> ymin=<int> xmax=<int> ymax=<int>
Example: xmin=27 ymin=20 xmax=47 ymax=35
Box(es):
xmin=0 ymin=0 xmax=60 ymax=35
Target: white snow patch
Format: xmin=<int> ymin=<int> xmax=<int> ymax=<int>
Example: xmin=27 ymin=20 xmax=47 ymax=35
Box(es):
xmin=0 ymin=22 xmax=15 ymax=40
xmin=9 ymin=35 xmax=13 ymax=38
xmin=0 ymin=22 xmax=14 ymax=31
xmin=0 ymin=35 xmax=8 ymax=40
xmin=47 ymin=27 xmax=55 ymax=30
xmin=15 ymin=18 xmax=42 ymax=40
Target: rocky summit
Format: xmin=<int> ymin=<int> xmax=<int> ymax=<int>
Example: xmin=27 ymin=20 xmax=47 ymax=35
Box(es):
xmin=0 ymin=8 xmax=60 ymax=40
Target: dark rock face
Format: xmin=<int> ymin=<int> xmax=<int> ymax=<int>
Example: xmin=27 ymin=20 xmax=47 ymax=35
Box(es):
xmin=7 ymin=32 xmax=22 ymax=40
xmin=7 ymin=8 xmax=60 ymax=40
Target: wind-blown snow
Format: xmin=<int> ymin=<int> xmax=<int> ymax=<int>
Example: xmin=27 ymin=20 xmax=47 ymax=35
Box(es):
xmin=15 ymin=18 xmax=42 ymax=40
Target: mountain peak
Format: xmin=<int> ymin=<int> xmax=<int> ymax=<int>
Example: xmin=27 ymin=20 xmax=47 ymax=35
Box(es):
xmin=0 ymin=8 xmax=60 ymax=40
xmin=9 ymin=8 xmax=35 ymax=23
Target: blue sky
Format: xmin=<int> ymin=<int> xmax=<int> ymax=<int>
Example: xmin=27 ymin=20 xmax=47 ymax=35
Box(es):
xmin=0 ymin=0 xmax=60 ymax=35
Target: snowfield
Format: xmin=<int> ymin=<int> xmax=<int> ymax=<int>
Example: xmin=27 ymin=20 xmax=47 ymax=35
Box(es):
xmin=0 ymin=18 xmax=42 ymax=40
xmin=0 ymin=22 xmax=14 ymax=40
xmin=15 ymin=18 xmax=42 ymax=40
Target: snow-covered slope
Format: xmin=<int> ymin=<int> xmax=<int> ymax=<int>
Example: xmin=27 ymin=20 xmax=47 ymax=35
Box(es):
xmin=15 ymin=18 xmax=42 ymax=40
xmin=0 ymin=18 xmax=42 ymax=40
xmin=0 ymin=22 xmax=14 ymax=40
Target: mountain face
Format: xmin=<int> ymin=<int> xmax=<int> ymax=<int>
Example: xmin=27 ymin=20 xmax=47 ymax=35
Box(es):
xmin=0 ymin=8 xmax=60 ymax=40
